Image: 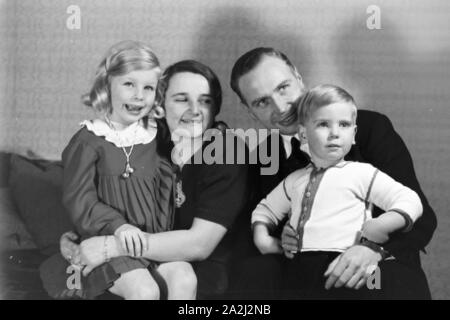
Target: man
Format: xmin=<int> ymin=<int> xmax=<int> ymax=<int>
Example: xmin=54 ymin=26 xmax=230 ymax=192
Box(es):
xmin=229 ymin=47 xmax=437 ymax=299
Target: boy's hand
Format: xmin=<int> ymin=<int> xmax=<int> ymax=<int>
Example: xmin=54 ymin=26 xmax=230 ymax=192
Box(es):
xmin=253 ymin=224 xmax=283 ymax=255
xmin=281 ymin=223 xmax=300 ymax=259
xmin=114 ymin=224 xmax=147 ymax=257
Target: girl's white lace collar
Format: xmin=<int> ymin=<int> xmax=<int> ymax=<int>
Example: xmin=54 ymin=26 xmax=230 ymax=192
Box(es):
xmin=80 ymin=119 xmax=157 ymax=147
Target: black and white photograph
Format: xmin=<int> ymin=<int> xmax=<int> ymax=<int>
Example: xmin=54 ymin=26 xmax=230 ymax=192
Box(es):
xmin=0 ymin=0 xmax=449 ymax=303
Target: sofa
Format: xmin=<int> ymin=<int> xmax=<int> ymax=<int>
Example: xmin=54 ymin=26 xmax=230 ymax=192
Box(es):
xmin=0 ymin=152 xmax=248 ymax=300
xmin=0 ymin=152 xmax=74 ymax=299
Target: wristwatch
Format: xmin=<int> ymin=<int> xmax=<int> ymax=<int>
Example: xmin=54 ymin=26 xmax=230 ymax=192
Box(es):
xmin=359 ymin=236 xmax=392 ymax=260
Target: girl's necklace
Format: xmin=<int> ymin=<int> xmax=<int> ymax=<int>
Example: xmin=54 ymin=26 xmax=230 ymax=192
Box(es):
xmin=105 ymin=117 xmax=137 ymax=179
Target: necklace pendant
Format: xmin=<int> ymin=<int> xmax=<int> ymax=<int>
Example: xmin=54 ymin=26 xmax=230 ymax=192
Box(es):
xmin=107 ymin=119 xmax=138 ymax=180
xmin=122 ymin=163 xmax=135 ymax=179
xmin=175 ymin=180 xmax=186 ymax=208
xmin=125 ymin=163 xmax=134 ymax=174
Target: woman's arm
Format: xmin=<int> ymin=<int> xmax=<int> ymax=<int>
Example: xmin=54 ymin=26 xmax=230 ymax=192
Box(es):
xmin=144 ymin=218 xmax=226 ymax=261
xmin=78 ymin=218 xmax=226 ymax=275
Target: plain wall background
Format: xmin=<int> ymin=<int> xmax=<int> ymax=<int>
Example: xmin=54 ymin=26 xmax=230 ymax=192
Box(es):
xmin=1 ymin=0 xmax=449 ymax=298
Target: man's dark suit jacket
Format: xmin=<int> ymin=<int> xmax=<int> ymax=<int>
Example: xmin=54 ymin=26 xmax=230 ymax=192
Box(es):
xmin=252 ymin=109 xmax=437 ymax=268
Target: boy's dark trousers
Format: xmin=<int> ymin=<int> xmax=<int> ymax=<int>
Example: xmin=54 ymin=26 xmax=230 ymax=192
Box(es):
xmin=283 ymin=251 xmax=431 ymax=300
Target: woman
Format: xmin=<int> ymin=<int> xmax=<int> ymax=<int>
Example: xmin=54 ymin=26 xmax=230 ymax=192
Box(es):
xmin=58 ymin=60 xmax=252 ymax=299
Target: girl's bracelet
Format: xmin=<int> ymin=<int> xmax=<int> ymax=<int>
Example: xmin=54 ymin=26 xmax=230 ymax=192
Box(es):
xmin=103 ymin=236 xmax=111 ymax=262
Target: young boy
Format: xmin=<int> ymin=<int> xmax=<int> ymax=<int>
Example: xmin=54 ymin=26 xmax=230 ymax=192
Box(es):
xmin=251 ymin=84 xmax=423 ymax=297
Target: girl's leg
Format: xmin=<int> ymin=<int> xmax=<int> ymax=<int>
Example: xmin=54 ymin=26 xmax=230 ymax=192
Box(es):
xmin=158 ymin=262 xmax=197 ymax=300
xmin=108 ymin=268 xmax=160 ymax=300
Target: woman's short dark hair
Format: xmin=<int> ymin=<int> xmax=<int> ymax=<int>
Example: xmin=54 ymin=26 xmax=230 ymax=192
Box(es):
xmin=158 ymin=60 xmax=222 ymax=116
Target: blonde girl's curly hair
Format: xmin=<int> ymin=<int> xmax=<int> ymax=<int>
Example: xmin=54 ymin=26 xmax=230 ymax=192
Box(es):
xmin=82 ymin=40 xmax=165 ymax=119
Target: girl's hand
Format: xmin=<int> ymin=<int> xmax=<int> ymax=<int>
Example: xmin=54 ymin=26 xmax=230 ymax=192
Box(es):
xmin=114 ymin=224 xmax=147 ymax=257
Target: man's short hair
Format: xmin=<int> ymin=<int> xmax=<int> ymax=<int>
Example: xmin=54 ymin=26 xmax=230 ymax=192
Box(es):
xmin=230 ymin=47 xmax=298 ymax=105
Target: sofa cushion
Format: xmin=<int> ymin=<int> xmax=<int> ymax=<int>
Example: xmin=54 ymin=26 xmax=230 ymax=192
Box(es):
xmin=0 ymin=249 xmax=50 ymax=299
xmin=0 ymin=187 xmax=36 ymax=251
xmin=9 ymin=154 xmax=73 ymax=256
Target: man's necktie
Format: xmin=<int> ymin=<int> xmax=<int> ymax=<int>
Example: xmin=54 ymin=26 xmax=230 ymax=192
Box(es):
xmin=290 ymin=137 xmax=301 ymax=161
xmin=283 ymin=137 xmax=309 ymax=175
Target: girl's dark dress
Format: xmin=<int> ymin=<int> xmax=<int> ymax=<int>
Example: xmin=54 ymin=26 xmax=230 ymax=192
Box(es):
xmin=40 ymin=120 xmax=175 ymax=299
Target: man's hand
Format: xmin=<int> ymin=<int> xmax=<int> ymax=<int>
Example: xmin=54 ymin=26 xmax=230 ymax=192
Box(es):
xmin=114 ymin=224 xmax=147 ymax=257
xmin=281 ymin=222 xmax=299 ymax=259
xmin=324 ymin=245 xmax=382 ymax=290
xmin=253 ymin=223 xmax=283 ymax=255
xmin=60 ymin=231 xmax=81 ymax=265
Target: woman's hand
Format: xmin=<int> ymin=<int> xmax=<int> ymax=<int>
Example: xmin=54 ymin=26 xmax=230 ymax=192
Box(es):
xmin=114 ymin=224 xmax=147 ymax=257
xmin=79 ymin=236 xmax=118 ymax=276
xmin=60 ymin=231 xmax=81 ymax=265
